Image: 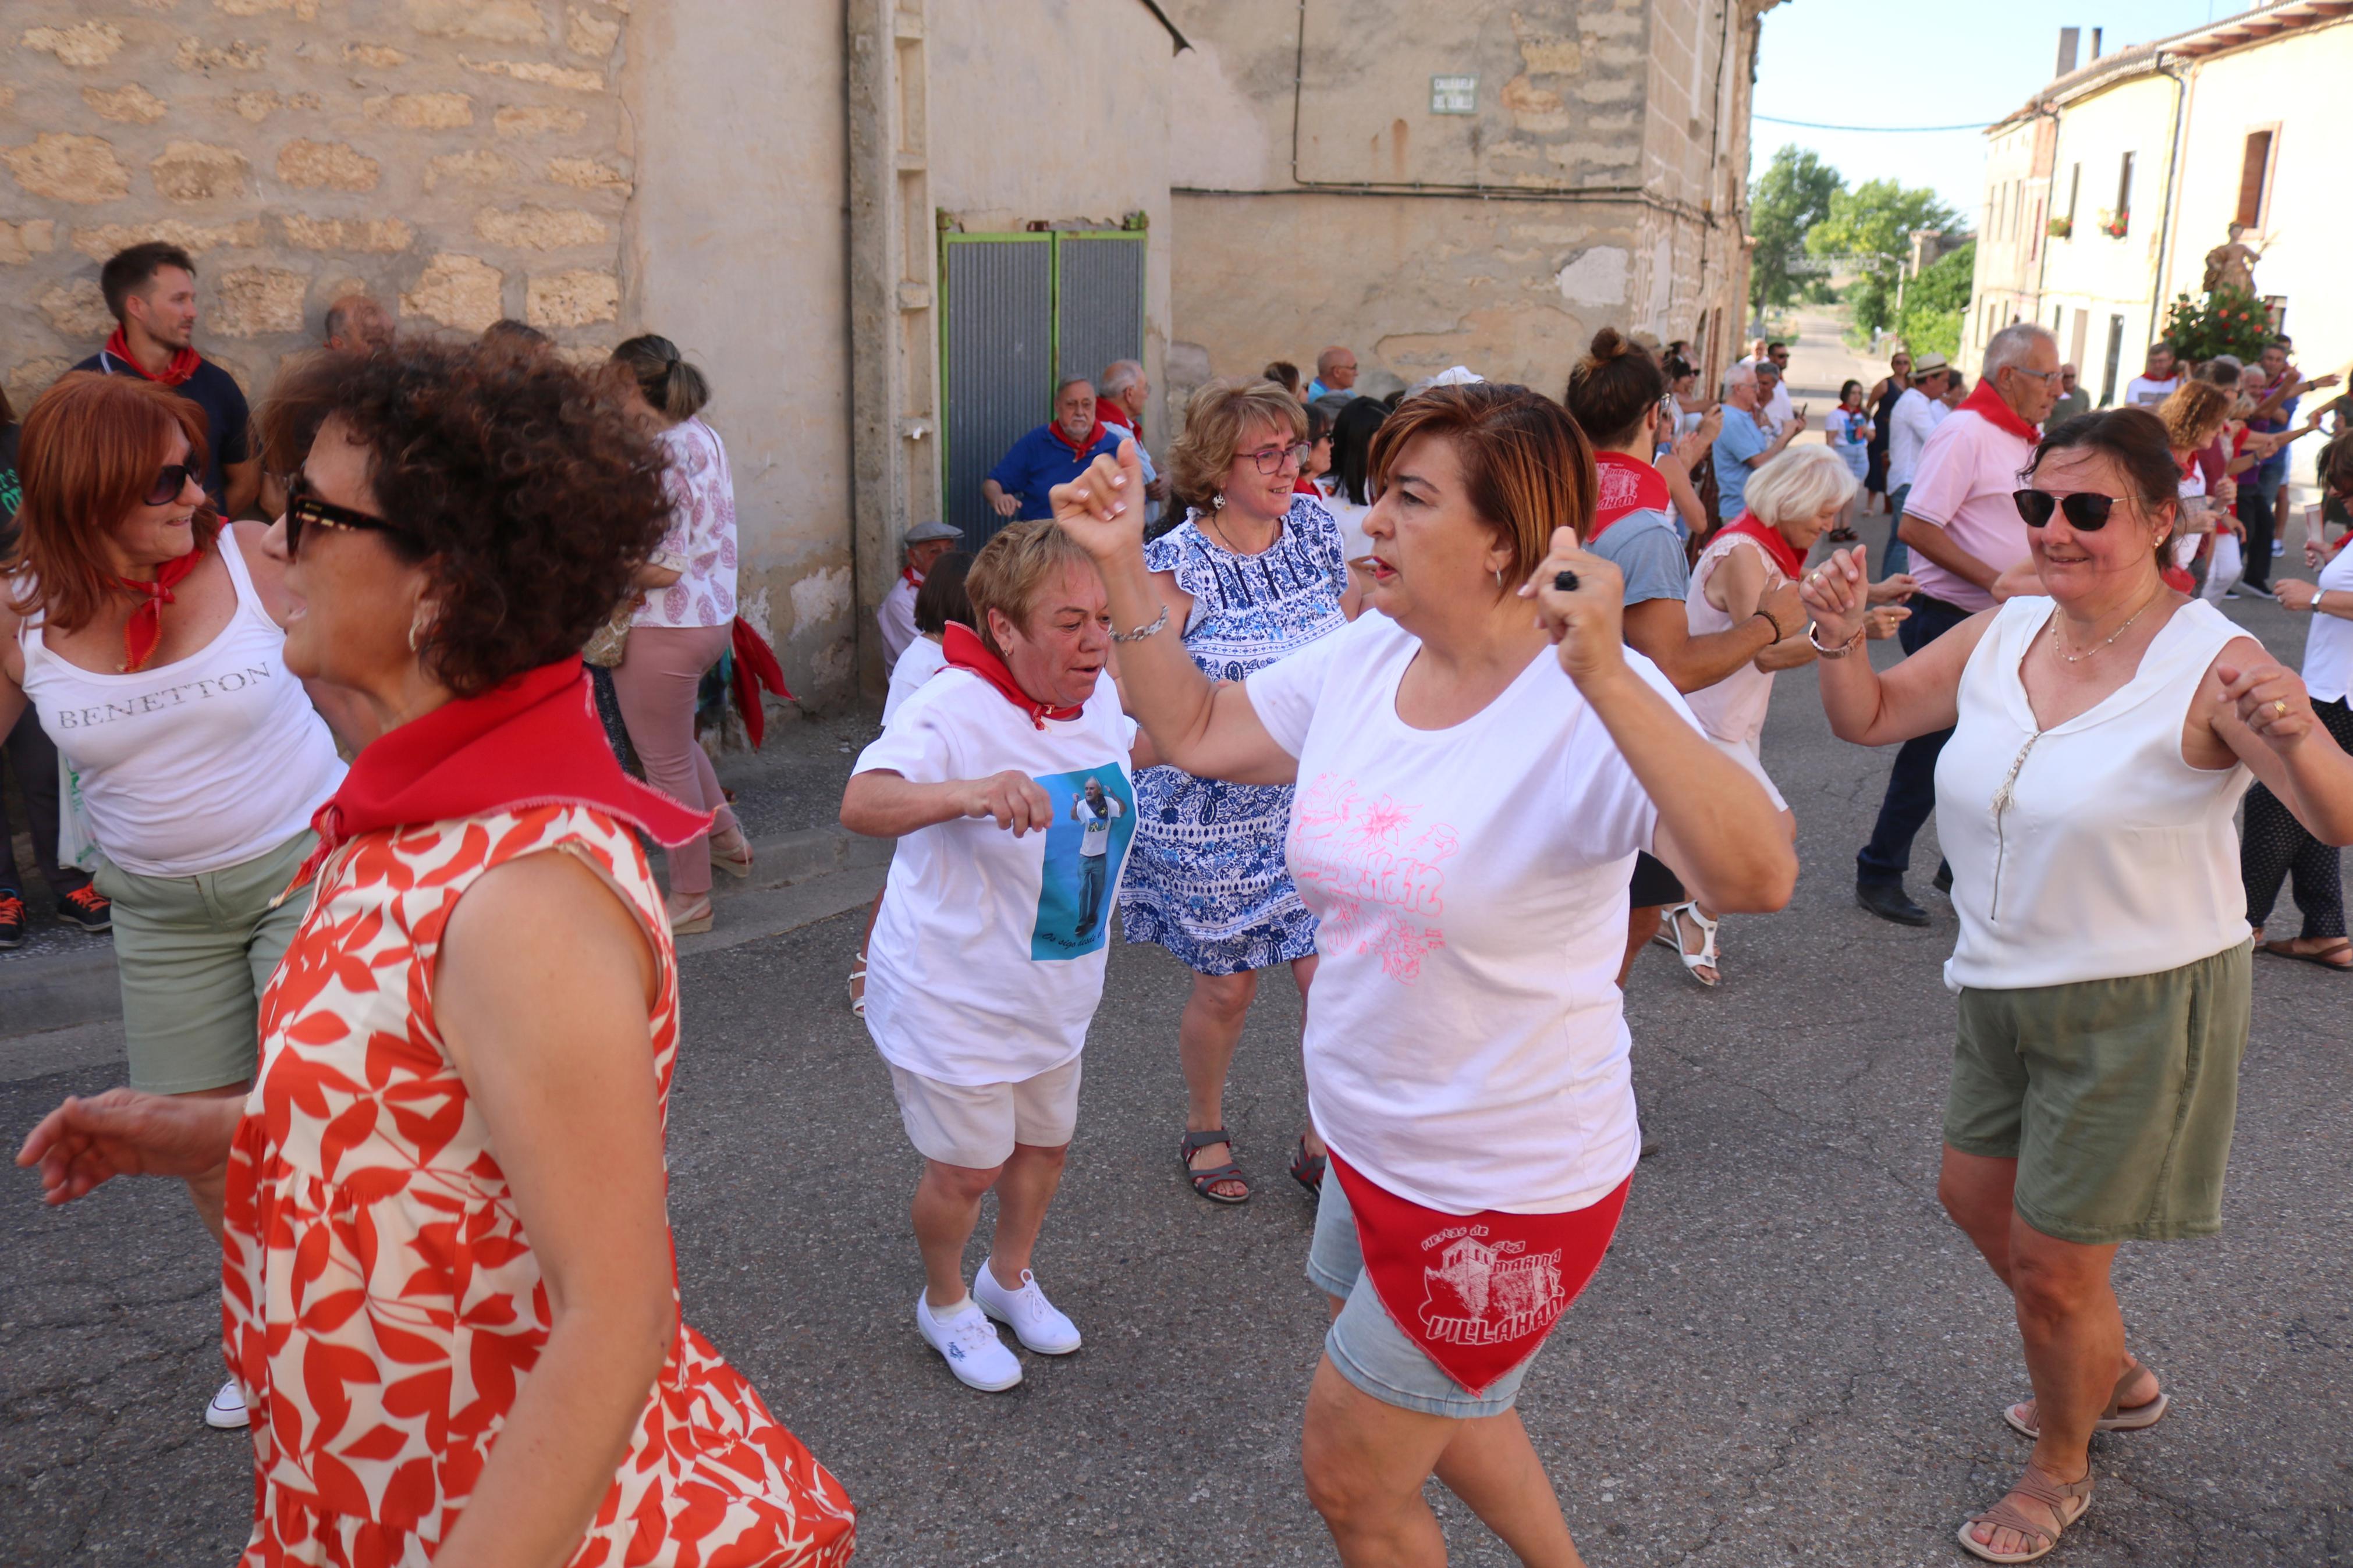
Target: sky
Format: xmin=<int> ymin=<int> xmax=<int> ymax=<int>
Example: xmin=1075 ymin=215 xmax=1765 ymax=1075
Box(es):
xmin=1749 ymin=1 xmax=2257 ymax=224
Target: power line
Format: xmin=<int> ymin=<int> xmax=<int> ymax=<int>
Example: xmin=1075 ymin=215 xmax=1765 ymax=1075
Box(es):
xmin=1754 ymin=113 xmax=1994 ymax=133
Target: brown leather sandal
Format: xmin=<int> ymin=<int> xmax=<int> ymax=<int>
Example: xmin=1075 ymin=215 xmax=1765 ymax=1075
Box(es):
xmin=1957 ymin=1464 xmax=2093 ymax=1563
xmin=1180 ymin=1129 xmax=1248 ymax=1204
xmin=2003 ymin=1357 xmax=2169 ymax=1439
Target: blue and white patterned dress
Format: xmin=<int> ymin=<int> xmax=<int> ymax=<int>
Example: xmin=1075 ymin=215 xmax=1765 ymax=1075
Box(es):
xmin=1121 ymin=496 xmax=1350 ymax=974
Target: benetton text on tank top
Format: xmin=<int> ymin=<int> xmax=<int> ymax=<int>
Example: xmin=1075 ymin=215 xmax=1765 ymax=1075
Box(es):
xmin=46 ymin=663 xmax=278 ymax=730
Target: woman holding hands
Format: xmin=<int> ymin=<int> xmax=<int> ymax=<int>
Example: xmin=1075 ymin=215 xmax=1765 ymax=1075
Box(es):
xmin=1053 ymin=385 xmax=1794 ymax=1567
xmin=1800 ymin=407 xmax=2353 ymax=1563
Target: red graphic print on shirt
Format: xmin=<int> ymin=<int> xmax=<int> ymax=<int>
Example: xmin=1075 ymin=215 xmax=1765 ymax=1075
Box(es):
xmin=1290 ymin=773 xmax=1458 ymax=982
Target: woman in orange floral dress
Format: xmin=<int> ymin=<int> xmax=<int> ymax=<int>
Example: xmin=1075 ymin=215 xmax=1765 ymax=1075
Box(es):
xmin=19 ymin=340 xmax=855 ymax=1567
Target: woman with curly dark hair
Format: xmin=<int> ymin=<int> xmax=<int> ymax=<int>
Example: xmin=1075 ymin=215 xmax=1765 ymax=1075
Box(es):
xmin=17 ymin=339 xmax=857 ymax=1567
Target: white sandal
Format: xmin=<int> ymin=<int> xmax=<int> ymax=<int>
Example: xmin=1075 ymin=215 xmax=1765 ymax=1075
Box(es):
xmin=1652 ymin=901 xmax=1719 ymax=987
xmin=848 ymin=961 xmax=867 ymax=1018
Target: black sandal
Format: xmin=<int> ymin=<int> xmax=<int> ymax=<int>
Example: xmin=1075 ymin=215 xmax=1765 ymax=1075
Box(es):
xmin=1289 ymin=1136 xmax=1326 ymax=1200
xmin=1180 ymin=1129 xmax=1249 ymax=1204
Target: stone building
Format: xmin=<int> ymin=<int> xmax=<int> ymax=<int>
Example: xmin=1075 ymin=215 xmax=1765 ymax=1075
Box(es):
xmin=1162 ymin=0 xmax=1776 ymax=401
xmin=1963 ymin=2 xmax=2353 ymax=415
xmin=4 ymin=0 xmax=1768 ymax=704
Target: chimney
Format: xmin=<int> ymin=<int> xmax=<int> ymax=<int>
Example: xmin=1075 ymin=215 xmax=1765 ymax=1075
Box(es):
xmin=2057 ymin=26 xmax=2081 ymax=76
xmin=2091 ymin=27 xmax=2103 ymax=59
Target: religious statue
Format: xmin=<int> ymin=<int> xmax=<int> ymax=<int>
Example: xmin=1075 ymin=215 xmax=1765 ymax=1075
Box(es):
xmin=2203 ymin=222 xmax=2264 ymax=296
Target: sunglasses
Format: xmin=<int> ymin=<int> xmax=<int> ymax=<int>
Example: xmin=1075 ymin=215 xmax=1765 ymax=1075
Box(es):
xmin=2011 ymin=489 xmax=2120 ymax=531
xmin=144 ymin=464 xmax=196 ymax=506
xmin=285 ymin=477 xmax=407 ymax=558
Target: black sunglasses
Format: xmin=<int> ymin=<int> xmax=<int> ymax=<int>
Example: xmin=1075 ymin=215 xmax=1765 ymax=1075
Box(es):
xmin=285 ymin=477 xmax=406 ymax=558
xmin=2012 ymin=489 xmax=2119 ymax=531
xmin=145 ymin=464 xmax=196 ymax=506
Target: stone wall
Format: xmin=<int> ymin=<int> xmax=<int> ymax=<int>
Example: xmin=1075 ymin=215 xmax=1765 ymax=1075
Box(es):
xmin=3 ymin=0 xmax=633 ymax=411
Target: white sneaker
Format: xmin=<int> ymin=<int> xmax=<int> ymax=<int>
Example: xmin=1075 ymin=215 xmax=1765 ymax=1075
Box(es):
xmin=973 ymin=1258 xmax=1083 ymax=1354
xmin=205 ymin=1377 xmax=249 ymax=1430
xmin=915 ymin=1292 xmax=1023 ymax=1392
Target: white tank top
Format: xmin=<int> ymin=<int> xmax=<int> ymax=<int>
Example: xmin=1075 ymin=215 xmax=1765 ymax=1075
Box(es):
xmin=1936 ymin=595 xmax=2251 ymax=993
xmin=1681 ymin=531 xmax=1782 ymax=756
xmin=18 ymin=534 xmax=346 ymax=877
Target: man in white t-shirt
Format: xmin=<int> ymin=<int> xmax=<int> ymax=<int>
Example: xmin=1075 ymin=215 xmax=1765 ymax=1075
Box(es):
xmin=876 ymin=518 xmax=961 ymax=669
xmin=1754 ymin=342 xmax=1794 ymax=433
xmin=2124 ymin=342 xmax=2181 ymax=408
xmin=1883 ymin=352 xmax=1956 ymax=576
xmin=842 ymin=520 xmax=1140 ymax=1393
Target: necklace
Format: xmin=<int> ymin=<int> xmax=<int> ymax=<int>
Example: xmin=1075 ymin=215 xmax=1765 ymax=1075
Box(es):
xmin=2052 ymin=586 xmax=2164 ymax=664
xmin=1203 ymin=508 xmax=1276 ymax=557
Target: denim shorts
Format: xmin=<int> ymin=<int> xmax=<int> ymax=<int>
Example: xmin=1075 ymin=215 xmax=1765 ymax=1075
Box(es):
xmin=1304 ymin=1165 xmax=1546 ymax=1418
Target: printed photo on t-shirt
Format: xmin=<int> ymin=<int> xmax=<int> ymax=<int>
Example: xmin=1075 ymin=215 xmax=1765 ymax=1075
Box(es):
xmin=1030 ymin=766 xmax=1137 ymax=960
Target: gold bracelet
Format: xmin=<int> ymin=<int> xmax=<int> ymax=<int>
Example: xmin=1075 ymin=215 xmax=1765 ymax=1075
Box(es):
xmin=1806 ymin=623 xmax=1866 ymax=659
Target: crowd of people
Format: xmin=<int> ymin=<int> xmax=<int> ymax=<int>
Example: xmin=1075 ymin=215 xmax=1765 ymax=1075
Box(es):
xmin=6 ymin=232 xmax=2352 ymax=1567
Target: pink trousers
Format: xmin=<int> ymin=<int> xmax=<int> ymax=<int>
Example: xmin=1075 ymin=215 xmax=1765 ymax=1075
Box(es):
xmin=611 ymin=622 xmax=739 ymax=896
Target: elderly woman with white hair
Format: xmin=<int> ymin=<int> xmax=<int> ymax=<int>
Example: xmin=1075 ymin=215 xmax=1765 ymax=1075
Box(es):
xmin=1660 ymin=445 xmax=1913 ymax=984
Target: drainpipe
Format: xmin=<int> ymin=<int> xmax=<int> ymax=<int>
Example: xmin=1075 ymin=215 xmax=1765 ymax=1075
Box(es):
xmin=2146 ymin=58 xmax=2190 ymax=353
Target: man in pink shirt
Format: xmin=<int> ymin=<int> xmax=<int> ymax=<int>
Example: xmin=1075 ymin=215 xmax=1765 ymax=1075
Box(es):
xmin=1855 ymin=323 xmax=2063 ymax=926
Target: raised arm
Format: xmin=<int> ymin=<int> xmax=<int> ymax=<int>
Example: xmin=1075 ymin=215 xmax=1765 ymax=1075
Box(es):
xmin=1524 ymin=530 xmax=1795 ymax=915
xmin=1052 ymin=442 xmax=1298 ymax=785
xmin=1800 ymin=546 xmax=1994 ymax=746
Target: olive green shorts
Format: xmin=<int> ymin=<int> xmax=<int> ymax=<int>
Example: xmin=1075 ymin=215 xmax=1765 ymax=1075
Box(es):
xmin=93 ymin=831 xmax=318 ymax=1095
xmin=1944 ymin=941 xmax=2251 ymax=1245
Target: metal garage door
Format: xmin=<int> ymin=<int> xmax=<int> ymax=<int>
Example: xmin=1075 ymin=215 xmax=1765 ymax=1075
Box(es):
xmin=940 ymin=229 xmax=1145 ymax=549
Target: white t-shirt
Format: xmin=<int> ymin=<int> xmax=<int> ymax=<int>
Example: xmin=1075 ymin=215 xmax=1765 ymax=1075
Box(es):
xmin=1887 ymin=388 xmax=1950 ymax=491
xmin=2304 ymin=542 xmax=2353 ymax=703
xmin=854 ymin=668 xmax=1139 ymax=1086
xmin=1244 ymin=611 xmax=1698 ymax=1215
xmin=881 ymin=634 xmax=947 ymax=724
xmin=2126 ymin=374 xmax=2182 ymax=408
xmin=1315 ymin=477 xmax=1374 ymax=564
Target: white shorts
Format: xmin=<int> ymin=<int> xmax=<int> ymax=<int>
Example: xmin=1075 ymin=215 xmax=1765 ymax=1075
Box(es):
xmin=888 ymin=1056 xmax=1083 ymax=1169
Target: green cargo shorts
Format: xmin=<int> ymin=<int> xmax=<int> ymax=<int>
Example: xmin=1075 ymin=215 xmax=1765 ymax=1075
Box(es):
xmin=93 ymin=830 xmax=318 ymax=1094
xmin=1944 ymin=941 xmax=2251 ymax=1245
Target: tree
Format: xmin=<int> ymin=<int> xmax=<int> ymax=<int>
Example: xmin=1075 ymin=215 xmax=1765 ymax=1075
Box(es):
xmin=1808 ymin=179 xmax=1962 ymax=335
xmin=1748 ymin=146 xmax=1844 ymax=314
xmin=1891 ymin=240 xmax=1974 ymax=363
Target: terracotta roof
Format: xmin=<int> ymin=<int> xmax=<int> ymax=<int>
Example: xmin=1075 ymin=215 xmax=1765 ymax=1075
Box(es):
xmin=1990 ymin=0 xmax=2353 ymax=130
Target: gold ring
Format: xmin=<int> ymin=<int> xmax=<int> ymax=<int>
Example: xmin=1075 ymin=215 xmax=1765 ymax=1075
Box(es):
xmin=2274 ymin=698 xmax=2289 ymax=717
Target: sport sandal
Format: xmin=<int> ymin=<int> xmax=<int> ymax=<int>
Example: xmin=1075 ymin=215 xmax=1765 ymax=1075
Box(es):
xmin=2004 ymin=1357 xmax=2168 ymax=1439
xmin=1179 ymin=1128 xmax=1248 ymax=1204
xmin=1651 ymin=901 xmax=1720 ymax=987
xmin=1957 ymin=1464 xmax=2092 ymax=1564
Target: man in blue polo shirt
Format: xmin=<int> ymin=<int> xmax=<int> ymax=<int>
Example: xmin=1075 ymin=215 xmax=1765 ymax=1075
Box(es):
xmin=984 ymin=377 xmax=1122 ymax=521
xmin=74 ymin=242 xmax=260 ymax=517
xmin=1711 ymin=360 xmax=1804 ymax=525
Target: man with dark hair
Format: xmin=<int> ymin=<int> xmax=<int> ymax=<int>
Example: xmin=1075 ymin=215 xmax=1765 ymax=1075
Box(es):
xmin=982 ymin=377 xmax=1120 ymax=522
xmin=74 ymin=242 xmax=260 ymax=516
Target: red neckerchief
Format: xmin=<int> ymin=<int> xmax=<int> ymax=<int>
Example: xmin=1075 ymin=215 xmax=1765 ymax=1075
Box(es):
xmin=1716 ymin=511 xmax=1808 ymax=581
xmin=900 ymin=565 xmax=923 ymax=589
xmin=102 ymin=327 xmax=201 ymax=389
xmin=1293 ymin=472 xmax=1319 ymax=495
xmin=1958 ymin=376 xmax=2039 ymax=443
xmin=1095 ymin=396 xmax=1134 ymax=433
xmin=942 ymin=623 xmax=1081 ymax=729
xmin=290 ymin=658 xmax=709 ymax=891
xmin=1588 ymin=451 xmax=1673 ymax=542
xmin=113 ymin=538 xmax=211 ymax=672
xmin=1328 ymin=1153 xmax=1630 ymax=1396
xmin=1045 ymin=418 xmax=1108 ymax=458
xmin=728 ymin=616 xmax=793 ymax=750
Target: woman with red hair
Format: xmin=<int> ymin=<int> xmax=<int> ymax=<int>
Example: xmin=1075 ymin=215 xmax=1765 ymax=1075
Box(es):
xmin=1 ymin=370 xmax=348 ymax=1431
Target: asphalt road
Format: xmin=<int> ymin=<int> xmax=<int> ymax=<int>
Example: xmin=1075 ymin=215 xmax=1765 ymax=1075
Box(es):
xmin=3 ymin=539 xmax=2347 ymax=1567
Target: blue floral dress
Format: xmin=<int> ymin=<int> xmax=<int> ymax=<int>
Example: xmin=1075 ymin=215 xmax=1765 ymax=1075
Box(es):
xmin=1122 ymin=496 xmax=1349 ymax=974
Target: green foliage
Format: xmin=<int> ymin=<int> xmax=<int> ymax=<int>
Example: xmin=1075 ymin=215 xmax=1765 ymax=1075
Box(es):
xmin=1807 ymin=178 xmax=1962 ymax=335
xmin=2162 ymin=285 xmax=2272 ymax=365
xmin=1748 ymin=146 xmax=1844 ymax=313
xmin=1891 ymin=241 xmax=1974 ymax=363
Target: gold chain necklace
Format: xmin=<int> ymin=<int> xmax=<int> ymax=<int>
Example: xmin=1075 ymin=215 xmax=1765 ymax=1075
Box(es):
xmin=2052 ymin=586 xmax=2164 ymax=664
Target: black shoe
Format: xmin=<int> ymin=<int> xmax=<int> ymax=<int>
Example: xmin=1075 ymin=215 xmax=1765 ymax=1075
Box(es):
xmin=56 ymin=883 xmax=113 ymax=933
xmin=1639 ymin=1135 xmax=1663 ymax=1160
xmin=1857 ymin=880 xmax=1930 ymax=927
xmin=1932 ymin=861 xmax=1953 ymax=894
xmin=0 ymin=891 xmax=24 ymax=950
